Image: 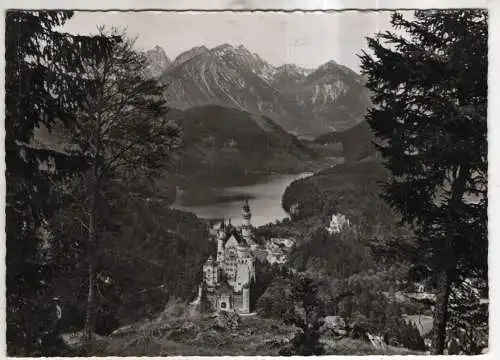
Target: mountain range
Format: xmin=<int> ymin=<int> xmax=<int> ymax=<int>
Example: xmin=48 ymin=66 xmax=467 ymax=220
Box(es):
xmin=145 ymin=44 xmax=371 ymax=138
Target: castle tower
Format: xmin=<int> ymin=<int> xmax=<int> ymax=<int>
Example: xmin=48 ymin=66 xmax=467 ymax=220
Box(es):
xmin=242 ymin=284 xmax=250 ymax=314
xmin=203 ymin=255 xmax=218 ymax=287
xmin=242 ymin=200 xmax=251 ymax=225
xmin=217 ymin=220 xmax=226 ymax=262
xmin=198 ymin=283 xmax=203 ymax=300
xmin=248 ymin=256 xmax=256 ymax=281
xmin=197 ymin=284 xmax=205 ymax=312
xmin=197 ymin=283 xmax=213 ymax=313
xmin=236 ymin=241 xmax=249 ymax=260
xmin=241 ymin=200 xmax=252 ymax=242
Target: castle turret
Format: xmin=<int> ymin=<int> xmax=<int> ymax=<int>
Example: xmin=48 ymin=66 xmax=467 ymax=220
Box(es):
xmin=235 ymin=256 xmax=253 ymax=293
xmin=241 ymin=200 xmax=252 ymax=241
xmin=198 ymin=283 xmax=203 ymax=300
xmin=242 ymin=200 xmax=251 ymax=223
xmin=242 ymin=284 xmax=250 ymax=314
xmin=217 ymin=220 xmax=226 ymax=262
xmin=203 ymin=255 xmax=218 ymax=287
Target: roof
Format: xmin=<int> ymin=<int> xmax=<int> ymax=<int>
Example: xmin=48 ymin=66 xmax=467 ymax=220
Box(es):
xmin=224 ymin=229 xmax=249 ymax=248
xmin=204 ymin=255 xmax=214 ymax=265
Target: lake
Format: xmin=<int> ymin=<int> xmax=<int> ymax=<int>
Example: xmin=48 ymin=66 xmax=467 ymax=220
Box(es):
xmin=172 ymin=172 xmax=312 ymax=227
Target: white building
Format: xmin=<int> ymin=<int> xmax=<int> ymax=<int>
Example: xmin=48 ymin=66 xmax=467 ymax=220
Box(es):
xmin=326 ymin=213 xmax=351 ymax=234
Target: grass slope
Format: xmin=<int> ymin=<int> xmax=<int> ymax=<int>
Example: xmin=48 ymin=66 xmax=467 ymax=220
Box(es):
xmin=78 ymin=312 xmax=423 ymax=356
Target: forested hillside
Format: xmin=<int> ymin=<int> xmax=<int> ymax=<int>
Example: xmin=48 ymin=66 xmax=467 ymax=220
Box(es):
xmin=6 ymin=8 xmax=487 ymax=357
xmin=314 ymin=121 xmax=376 ymax=163
xmin=242 ymin=157 xmax=437 ymax=353
xmin=49 ymin=189 xmax=213 ymax=335
xmin=282 ymin=161 xmax=389 ymax=224
xmin=160 ymin=104 xmax=329 ymax=205
xmin=169 ymin=104 xmax=320 ymax=180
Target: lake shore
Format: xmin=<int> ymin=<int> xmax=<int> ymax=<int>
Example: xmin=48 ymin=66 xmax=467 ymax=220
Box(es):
xmin=171 ymin=172 xmax=313 ymax=227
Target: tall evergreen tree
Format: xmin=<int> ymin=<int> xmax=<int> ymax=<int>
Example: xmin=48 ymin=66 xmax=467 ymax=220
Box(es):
xmin=280 ymin=275 xmax=325 ymax=356
xmin=359 ymin=10 xmax=487 ymax=354
xmin=57 ymin=27 xmax=181 ymax=341
xmin=5 ymin=11 xmax=114 ymax=355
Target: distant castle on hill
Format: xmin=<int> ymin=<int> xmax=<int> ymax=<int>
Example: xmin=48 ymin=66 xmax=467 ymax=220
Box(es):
xmin=195 ymin=200 xmax=257 ymax=314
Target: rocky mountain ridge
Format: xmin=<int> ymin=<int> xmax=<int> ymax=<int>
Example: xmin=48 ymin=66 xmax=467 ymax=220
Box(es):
xmin=147 ymin=44 xmax=371 ymax=138
xmin=144 ymin=45 xmax=172 ymax=78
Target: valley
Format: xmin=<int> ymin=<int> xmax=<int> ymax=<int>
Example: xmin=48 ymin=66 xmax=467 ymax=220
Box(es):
xmin=35 ymin=40 xmax=435 ymax=356
xmin=8 ymin=9 xmax=488 ymax=358
xmin=156 ymin=103 xmax=342 ymax=206
xmin=139 ymin=43 xmax=376 ymax=208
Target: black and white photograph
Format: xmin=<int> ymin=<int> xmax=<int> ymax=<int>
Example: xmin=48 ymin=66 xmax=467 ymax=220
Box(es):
xmin=4 ymin=0 xmax=490 ymax=356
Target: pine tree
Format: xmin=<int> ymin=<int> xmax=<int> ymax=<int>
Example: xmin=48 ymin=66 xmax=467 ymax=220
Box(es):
xmin=57 ymin=27 xmax=182 ymax=341
xmin=5 ymin=11 xmax=115 ymax=355
xmin=359 ymin=10 xmax=487 ymax=354
xmin=446 ymin=278 xmax=488 ymax=353
xmin=280 ymin=275 xmax=325 ymax=356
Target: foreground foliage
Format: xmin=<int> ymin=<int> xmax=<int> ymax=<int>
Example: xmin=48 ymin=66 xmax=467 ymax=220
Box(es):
xmin=59 ymin=27 xmax=182 ymax=340
xmin=279 ymin=275 xmax=325 ymax=356
xmin=5 ymin=11 xmax=115 ymax=355
xmin=360 ymin=10 xmax=487 ymax=354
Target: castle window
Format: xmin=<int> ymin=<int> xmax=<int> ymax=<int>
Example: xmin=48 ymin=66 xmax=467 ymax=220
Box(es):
xmin=220 ymin=302 xmax=227 ymax=309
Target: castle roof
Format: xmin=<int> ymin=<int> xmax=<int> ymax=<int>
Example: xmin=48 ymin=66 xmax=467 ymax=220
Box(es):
xmin=224 ymin=228 xmax=249 ymax=248
xmin=204 ymin=255 xmax=215 ymax=265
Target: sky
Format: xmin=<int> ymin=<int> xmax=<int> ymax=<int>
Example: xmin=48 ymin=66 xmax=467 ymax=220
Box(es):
xmin=62 ymin=10 xmax=413 ymax=72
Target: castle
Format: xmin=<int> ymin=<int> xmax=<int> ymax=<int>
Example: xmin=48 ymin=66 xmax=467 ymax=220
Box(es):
xmin=196 ymin=200 xmax=257 ymax=314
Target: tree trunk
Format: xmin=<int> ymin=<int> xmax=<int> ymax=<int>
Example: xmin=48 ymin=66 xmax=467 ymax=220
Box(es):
xmin=431 ymin=165 xmax=468 ymax=354
xmin=83 ymin=186 xmax=97 ymax=342
xmin=83 ymin=259 xmax=95 ymax=342
xmin=431 ymin=267 xmax=451 ymax=354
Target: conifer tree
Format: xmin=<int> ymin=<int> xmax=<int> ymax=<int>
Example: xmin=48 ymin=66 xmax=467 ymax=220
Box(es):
xmin=359 ymin=10 xmax=487 ymax=354
xmin=5 ymin=11 xmax=115 ymax=355
xmin=280 ymin=275 xmax=325 ymax=356
xmin=58 ymin=27 xmax=181 ymax=341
